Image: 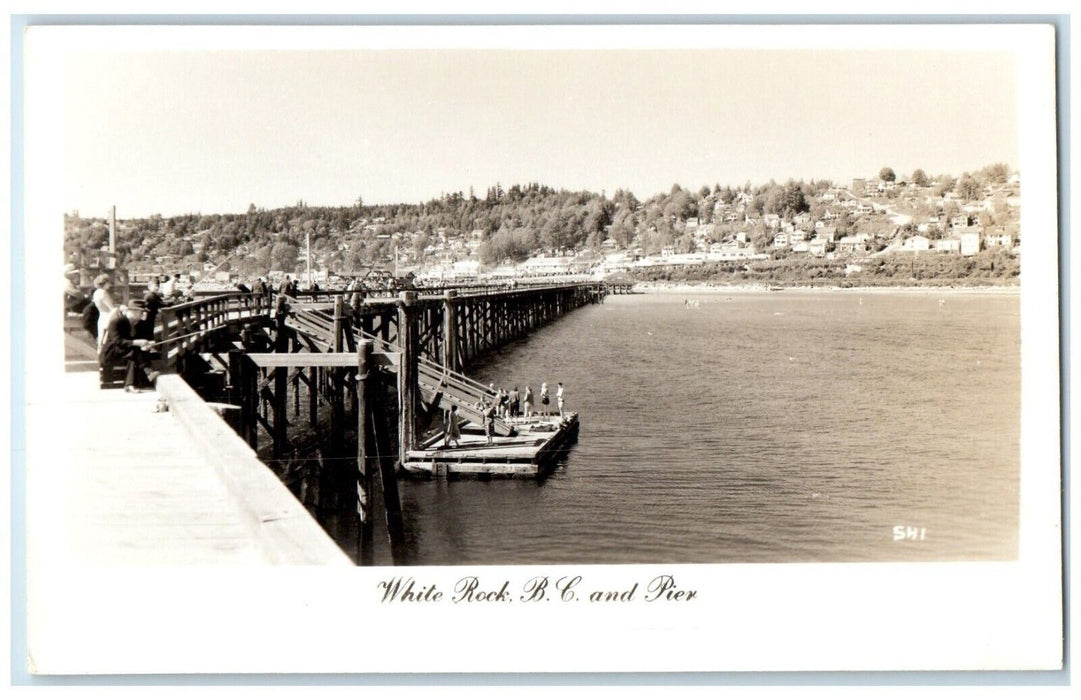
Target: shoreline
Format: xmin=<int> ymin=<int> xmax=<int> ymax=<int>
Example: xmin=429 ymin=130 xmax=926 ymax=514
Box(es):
xmin=630 ymin=282 xmax=1020 ymax=295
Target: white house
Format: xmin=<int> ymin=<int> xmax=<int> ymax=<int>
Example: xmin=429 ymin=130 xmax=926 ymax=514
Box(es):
xmin=901 ymin=235 xmax=930 ymax=252
xmin=960 ymin=230 xmax=982 ymax=256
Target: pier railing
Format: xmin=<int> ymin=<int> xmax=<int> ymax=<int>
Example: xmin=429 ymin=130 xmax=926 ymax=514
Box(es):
xmin=155 ymin=292 xmax=270 ymax=369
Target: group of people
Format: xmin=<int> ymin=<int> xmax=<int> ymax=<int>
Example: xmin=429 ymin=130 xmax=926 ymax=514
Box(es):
xmin=445 ymin=381 xmax=567 ymax=448
xmin=81 ymin=273 xmax=167 ymax=393
xmin=487 ymin=382 xmax=561 ymax=420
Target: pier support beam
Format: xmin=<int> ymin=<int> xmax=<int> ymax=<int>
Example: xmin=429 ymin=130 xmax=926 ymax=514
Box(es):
xmin=272 ymin=315 xmax=288 ymax=460
xmin=442 ymin=289 xmax=459 ymax=373
xmin=355 ymin=340 xmax=373 ymax=563
xmin=397 ymin=290 xmax=419 ymax=459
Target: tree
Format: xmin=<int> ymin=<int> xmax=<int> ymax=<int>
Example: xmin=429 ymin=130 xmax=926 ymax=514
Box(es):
xmin=879 ymin=167 xmax=896 ymax=182
xmin=271 ymin=242 xmax=299 ymax=271
xmin=982 ymin=163 xmax=1010 ymax=184
xmin=910 ymin=169 xmax=929 ymax=187
xmin=955 ymin=175 xmax=981 ymax=201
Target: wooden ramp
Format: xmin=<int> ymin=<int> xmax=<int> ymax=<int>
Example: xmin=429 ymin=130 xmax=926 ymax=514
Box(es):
xmin=27 ymin=371 xmax=351 ymax=566
xmin=286 ymin=306 xmax=519 ymax=436
xmin=403 ymin=412 xmax=580 ymax=478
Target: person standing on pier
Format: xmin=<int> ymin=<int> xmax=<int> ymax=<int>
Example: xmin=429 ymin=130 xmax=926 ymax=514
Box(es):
xmin=444 ymin=405 xmax=461 ymax=448
xmin=253 ymin=277 xmax=268 ymax=311
xmin=556 ymin=382 xmax=565 ymax=419
xmin=539 ymin=382 xmax=550 ymax=415
xmin=100 ymin=299 xmax=158 ymax=393
xmin=136 ymin=278 xmax=165 ymax=341
xmin=483 ymin=401 xmax=496 ymax=446
xmin=509 ymin=386 xmax=520 ymax=419
xmin=522 ymin=385 xmax=533 ymax=419
xmin=91 ymin=274 xmax=117 ymax=350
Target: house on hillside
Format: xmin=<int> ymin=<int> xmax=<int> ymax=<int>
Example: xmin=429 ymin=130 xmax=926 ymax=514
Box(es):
xmin=837 ymin=236 xmax=867 ymax=254
xmin=934 ymin=238 xmax=961 ymax=253
xmin=959 ymin=229 xmax=982 ymax=256
xmin=901 ymin=235 xmax=930 ymax=252
xmin=950 ymin=214 xmax=972 ymax=229
xmin=808 ymin=238 xmax=829 ymax=256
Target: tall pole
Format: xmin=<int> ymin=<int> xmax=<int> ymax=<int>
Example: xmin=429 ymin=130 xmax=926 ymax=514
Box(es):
xmin=306 ymin=229 xmax=312 ymax=287
xmin=442 ymin=289 xmax=459 ymax=373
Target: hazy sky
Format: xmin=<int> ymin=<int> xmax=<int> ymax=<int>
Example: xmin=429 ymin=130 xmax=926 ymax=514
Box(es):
xmin=62 ymin=49 xmax=1017 ymax=218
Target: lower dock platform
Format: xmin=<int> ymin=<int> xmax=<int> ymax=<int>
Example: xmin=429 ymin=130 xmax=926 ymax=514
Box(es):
xmin=403 ymin=412 xmax=580 ymax=478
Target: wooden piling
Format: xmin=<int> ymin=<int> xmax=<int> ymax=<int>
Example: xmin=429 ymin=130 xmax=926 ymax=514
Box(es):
xmin=442 ymin=289 xmax=459 ymax=373
xmin=397 ymin=290 xmax=419 ymax=458
xmin=272 ymin=315 xmax=288 ymax=460
xmin=355 ymin=340 xmax=373 ymax=563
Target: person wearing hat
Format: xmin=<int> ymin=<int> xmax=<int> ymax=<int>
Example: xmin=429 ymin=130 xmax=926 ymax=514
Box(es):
xmin=100 ymin=298 xmax=159 ymax=392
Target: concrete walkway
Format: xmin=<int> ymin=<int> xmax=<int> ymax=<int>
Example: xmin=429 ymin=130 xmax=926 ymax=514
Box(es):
xmin=27 ymin=371 xmax=351 ymax=566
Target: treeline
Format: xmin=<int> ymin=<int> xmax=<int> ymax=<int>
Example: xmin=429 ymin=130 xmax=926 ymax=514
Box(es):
xmin=63 ymin=162 xmax=1014 ymax=274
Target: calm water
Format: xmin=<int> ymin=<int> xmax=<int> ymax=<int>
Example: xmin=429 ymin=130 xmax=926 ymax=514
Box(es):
xmin=386 ymin=290 xmax=1020 ymax=565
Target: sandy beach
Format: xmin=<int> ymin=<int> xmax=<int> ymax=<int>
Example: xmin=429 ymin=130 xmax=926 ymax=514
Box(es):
xmin=632 ymin=282 xmax=1021 ymax=295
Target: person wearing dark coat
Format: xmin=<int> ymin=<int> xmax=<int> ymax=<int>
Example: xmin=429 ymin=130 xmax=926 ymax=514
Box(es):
xmin=135 ymin=279 xmax=165 ymax=340
xmin=100 ymin=299 xmax=158 ymax=392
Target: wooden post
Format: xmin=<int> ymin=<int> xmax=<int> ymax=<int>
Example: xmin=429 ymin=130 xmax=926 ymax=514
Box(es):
xmin=356 ymin=340 xmax=373 ymax=563
xmin=442 ymin=289 xmax=458 ymax=373
xmin=228 ymin=349 xmax=243 ymax=434
xmin=308 ymin=366 xmax=318 ymax=427
xmin=245 ymin=356 xmax=259 ymax=450
xmin=329 ymin=296 xmax=345 ymax=477
xmin=273 ymin=315 xmax=288 ymax=460
xmin=397 ymin=290 xmax=419 ymax=460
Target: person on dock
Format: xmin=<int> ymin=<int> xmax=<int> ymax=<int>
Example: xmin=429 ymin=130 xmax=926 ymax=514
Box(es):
xmin=161 ymin=274 xmax=177 ymax=299
xmin=136 ymin=278 xmax=165 ymax=341
xmin=499 ymin=388 xmax=510 ymax=419
xmin=483 ymin=402 xmax=496 ymax=446
xmin=444 ymin=405 xmax=461 ymax=448
xmin=556 ymin=382 xmax=565 ymax=419
xmin=539 ymin=382 xmax=550 ymax=415
xmin=100 ymin=299 xmax=159 ymax=393
xmin=253 ymin=277 xmax=268 ymax=311
xmin=509 ymin=386 xmax=520 ymax=419
xmin=522 ymin=385 xmax=533 ymax=419
xmin=91 ymin=274 xmax=117 ymax=350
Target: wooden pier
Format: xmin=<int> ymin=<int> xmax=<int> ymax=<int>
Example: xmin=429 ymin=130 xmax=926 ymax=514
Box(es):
xmin=63 ymin=279 xmax=606 ymax=563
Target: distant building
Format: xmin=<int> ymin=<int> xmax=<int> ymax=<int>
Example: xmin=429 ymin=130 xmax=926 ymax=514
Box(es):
xmin=901 ymin=235 xmax=930 ymax=252
xmin=960 ymin=230 xmax=982 ymax=256
xmin=837 ymin=236 xmax=868 ymax=254
xmin=934 ymin=238 xmax=961 ymax=253
xmin=950 ymin=214 xmax=971 ymax=229
xmin=772 ymin=232 xmax=789 ymax=248
xmin=808 ymin=239 xmax=829 ymax=256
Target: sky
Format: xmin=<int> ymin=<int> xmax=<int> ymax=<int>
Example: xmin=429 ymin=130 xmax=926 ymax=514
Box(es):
xmin=60 ymin=47 xmax=1018 ymax=218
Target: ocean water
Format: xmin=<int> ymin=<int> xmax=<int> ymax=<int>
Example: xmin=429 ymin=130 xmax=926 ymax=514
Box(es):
xmin=384 ymin=290 xmax=1019 ymax=565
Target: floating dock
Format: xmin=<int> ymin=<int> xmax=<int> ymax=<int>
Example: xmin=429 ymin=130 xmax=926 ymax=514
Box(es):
xmin=403 ymin=412 xmax=580 ymax=478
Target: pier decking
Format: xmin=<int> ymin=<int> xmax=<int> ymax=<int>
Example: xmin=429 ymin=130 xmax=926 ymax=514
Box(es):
xmin=404 ymin=412 xmax=580 ymax=477
xmin=29 ymin=371 xmax=351 ymax=566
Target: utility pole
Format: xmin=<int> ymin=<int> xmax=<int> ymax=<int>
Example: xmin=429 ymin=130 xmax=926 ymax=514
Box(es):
xmin=306 ymin=229 xmax=312 ymax=287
